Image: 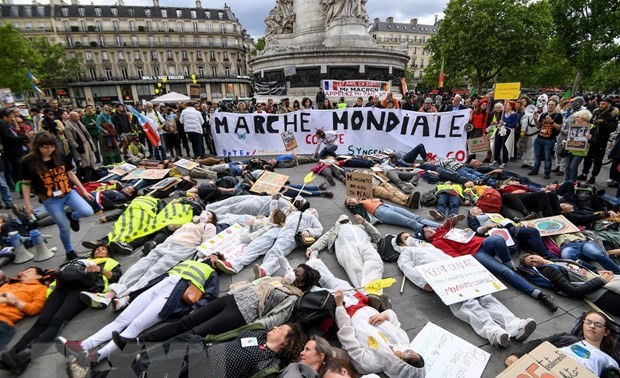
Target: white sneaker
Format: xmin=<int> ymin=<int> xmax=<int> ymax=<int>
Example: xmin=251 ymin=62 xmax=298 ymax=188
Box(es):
xmin=113 ymin=297 xmax=129 ymax=312
xmin=79 ymin=291 xmax=111 ymax=309
xmin=278 ymin=256 xmax=293 ymax=272
xmin=499 ymin=163 xmax=506 ymax=169
xmin=491 ymin=330 xmax=510 ymax=348
xmin=514 ymin=318 xmax=537 ymax=341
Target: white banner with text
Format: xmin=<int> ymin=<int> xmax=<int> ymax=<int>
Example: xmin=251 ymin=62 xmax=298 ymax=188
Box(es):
xmin=211 ymin=109 xmax=470 ymax=161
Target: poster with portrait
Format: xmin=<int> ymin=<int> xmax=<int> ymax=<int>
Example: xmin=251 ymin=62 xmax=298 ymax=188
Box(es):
xmin=566 ymin=123 xmax=589 ymax=152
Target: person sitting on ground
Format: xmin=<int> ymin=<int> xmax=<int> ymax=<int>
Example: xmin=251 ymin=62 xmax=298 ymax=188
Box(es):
xmin=313 ymin=130 xmax=339 ymax=159
xmin=520 ymin=254 xmax=620 ymax=317
xmin=504 ymin=311 xmax=619 ymax=376
xmin=396 ymin=233 xmax=537 ymax=348
xmin=418 ymin=216 xmax=559 ymax=311
xmin=0 ymin=267 xmax=47 ymax=351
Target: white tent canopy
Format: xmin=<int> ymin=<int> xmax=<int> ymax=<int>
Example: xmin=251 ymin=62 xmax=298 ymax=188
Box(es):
xmin=150 ymin=91 xmax=191 ymax=104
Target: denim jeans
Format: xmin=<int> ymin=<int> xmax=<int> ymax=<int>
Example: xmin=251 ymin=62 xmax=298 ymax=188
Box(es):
xmin=374 ymin=204 xmax=440 ymax=232
xmin=318 ymin=145 xmax=338 ymax=159
xmin=474 ymin=235 xmax=538 ymax=297
xmin=508 ymin=227 xmax=553 ymax=259
xmin=186 ymin=132 xmax=205 ymax=157
xmin=42 ymin=189 xmax=95 ymax=254
xmin=437 ymin=193 xmax=460 ymax=217
xmin=153 ymin=145 xmax=167 ymax=161
xmin=456 ymin=167 xmax=485 ymax=183
xmin=561 ymin=241 xmax=620 ymax=274
xmin=0 ymin=321 xmax=15 ymax=351
xmin=403 ymin=144 xmax=428 ymax=163
xmin=565 ymin=154 xmax=584 ymax=181
xmin=532 ymin=138 xmax=556 ymax=175
xmin=0 ymin=171 xmax=13 ymax=205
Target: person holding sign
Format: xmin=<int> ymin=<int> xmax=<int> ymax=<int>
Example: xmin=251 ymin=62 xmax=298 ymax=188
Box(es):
xmin=564 ymin=110 xmax=594 ymax=181
xmin=417 ymin=216 xmax=559 ymax=312
xmin=313 ymin=130 xmax=339 ymax=159
xmin=492 ymin=101 xmax=519 ymax=169
xmin=505 ymin=311 xmax=619 ymax=376
xmin=395 ymin=234 xmax=537 ymax=348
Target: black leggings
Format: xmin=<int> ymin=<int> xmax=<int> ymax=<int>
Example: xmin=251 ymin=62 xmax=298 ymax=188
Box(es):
xmin=519 ymin=192 xmax=561 ymax=216
xmin=12 ymin=288 xmax=86 ymax=353
xmin=500 ymin=193 xmax=530 ymax=217
xmin=141 ymin=294 xmax=246 ymax=342
xmin=594 ymin=291 xmax=620 ymax=317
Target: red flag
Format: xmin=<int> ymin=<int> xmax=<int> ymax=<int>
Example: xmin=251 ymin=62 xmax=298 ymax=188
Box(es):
xmin=438 ymin=58 xmax=445 ymax=88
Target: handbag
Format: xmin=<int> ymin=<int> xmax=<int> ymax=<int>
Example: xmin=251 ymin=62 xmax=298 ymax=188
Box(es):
xmin=56 ymin=261 xmax=97 ymax=288
xmin=182 ymin=282 xmax=202 ymax=305
xmin=293 ymin=213 xmax=315 ymax=248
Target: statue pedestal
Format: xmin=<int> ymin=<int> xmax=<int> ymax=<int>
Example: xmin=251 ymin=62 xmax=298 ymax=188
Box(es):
xmin=323 ymin=20 xmax=375 ymax=48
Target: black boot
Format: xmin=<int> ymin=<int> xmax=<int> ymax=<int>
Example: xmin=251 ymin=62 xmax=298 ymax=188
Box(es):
xmin=1 ymin=348 xmax=31 ymax=376
xmin=537 ymin=293 xmax=558 ymax=312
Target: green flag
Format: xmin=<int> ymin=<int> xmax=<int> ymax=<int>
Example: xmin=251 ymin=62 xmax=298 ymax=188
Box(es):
xmin=561 ymin=88 xmax=572 ymax=100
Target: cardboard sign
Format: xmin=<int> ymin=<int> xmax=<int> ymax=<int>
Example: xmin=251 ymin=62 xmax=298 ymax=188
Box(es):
xmin=494 ymin=82 xmax=521 ymax=100
xmin=122 ymin=169 xmax=170 ymax=181
xmin=111 ymin=163 xmax=137 ymax=176
xmin=345 ymin=171 xmax=374 ymax=199
xmin=250 ymin=171 xmax=289 ymax=195
xmin=409 ymin=322 xmax=490 ymax=378
xmin=566 ymin=124 xmax=589 ymax=152
xmin=415 ymin=255 xmax=506 ymax=305
xmin=520 ymin=215 xmax=580 ymax=237
xmin=467 ymin=136 xmax=491 ymax=153
xmin=174 ymin=159 xmax=200 ymax=171
xmin=497 ymin=341 xmax=597 ymax=378
xmin=280 ymin=130 xmax=298 ymax=151
xmin=488 ymin=228 xmax=515 ymax=247
xmin=197 ymin=223 xmax=248 ymax=261
xmin=147 ymin=177 xmax=181 ymax=192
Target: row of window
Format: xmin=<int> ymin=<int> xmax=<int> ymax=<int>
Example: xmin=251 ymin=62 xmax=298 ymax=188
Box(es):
xmin=373 ymin=34 xmax=430 ymax=43
xmin=83 ymin=65 xmax=242 ymax=81
xmin=84 ymin=50 xmax=242 ymax=62
xmin=9 ymin=5 xmax=46 ymax=18
xmin=58 ymin=6 xmax=224 ymax=20
xmin=60 ymin=20 xmax=236 ymax=34
xmin=65 ymin=35 xmax=240 ymax=49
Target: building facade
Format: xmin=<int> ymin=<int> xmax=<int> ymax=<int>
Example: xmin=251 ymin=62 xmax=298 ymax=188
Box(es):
xmin=0 ymin=1 xmax=253 ymax=107
xmin=369 ymin=17 xmax=439 ymax=87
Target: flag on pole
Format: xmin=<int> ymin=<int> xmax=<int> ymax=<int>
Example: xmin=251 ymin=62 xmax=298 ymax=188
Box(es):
xmin=438 ymin=57 xmax=445 ymax=88
xmin=27 ymin=71 xmax=40 ymax=84
xmin=561 ymin=88 xmax=572 ymax=100
xmin=126 ymin=105 xmax=161 ymax=147
xmin=32 ymin=83 xmax=44 ymax=95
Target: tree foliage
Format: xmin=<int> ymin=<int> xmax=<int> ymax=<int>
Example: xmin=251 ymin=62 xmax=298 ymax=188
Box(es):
xmin=424 ymin=0 xmax=554 ymax=92
xmin=0 ymin=25 xmax=42 ymax=93
xmin=250 ymin=37 xmax=266 ymax=56
xmin=30 ymin=38 xmax=82 ymax=88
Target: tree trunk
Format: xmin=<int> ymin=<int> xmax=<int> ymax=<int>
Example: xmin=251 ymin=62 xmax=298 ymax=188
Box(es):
xmin=572 ymin=69 xmax=583 ymax=95
xmin=477 ymin=77 xmax=484 ymax=96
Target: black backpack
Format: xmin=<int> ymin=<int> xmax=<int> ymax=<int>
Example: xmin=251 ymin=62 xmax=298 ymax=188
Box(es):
xmin=291 ymin=290 xmax=336 ymax=336
xmin=377 ymin=234 xmax=400 ymax=262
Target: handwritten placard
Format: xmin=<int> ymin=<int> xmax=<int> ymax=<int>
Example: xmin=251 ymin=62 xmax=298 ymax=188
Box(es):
xmin=345 ymin=171 xmax=373 ymax=199
xmin=250 ymin=171 xmax=289 ymax=195
xmin=415 ymin=255 xmax=506 ymax=305
xmin=111 ymin=163 xmax=137 ymax=176
xmin=409 ymin=322 xmax=490 ymax=378
xmin=174 ymin=158 xmax=200 ymax=171
xmin=280 ymin=130 xmax=298 ymax=151
xmin=122 ymin=169 xmax=170 ymax=181
xmin=197 ymin=223 xmax=248 ymax=261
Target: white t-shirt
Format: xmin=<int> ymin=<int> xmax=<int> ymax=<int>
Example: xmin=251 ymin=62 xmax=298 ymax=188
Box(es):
xmin=560 ymin=341 xmax=619 ymax=375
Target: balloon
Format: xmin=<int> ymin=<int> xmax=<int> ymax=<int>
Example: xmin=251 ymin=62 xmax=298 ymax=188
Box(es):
xmin=154 ymin=89 xmax=159 ymax=94
xmin=157 ymin=83 xmax=162 ymax=88
xmin=162 ymin=78 xmax=167 ymax=83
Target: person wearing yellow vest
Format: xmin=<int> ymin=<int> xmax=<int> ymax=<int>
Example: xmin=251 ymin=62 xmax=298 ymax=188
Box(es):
xmin=79 ymin=210 xmax=217 ymax=309
xmin=428 ymin=181 xmax=468 ymax=222
xmin=55 ymin=259 xmax=219 ymax=366
xmin=1 ymin=245 xmax=120 ymax=375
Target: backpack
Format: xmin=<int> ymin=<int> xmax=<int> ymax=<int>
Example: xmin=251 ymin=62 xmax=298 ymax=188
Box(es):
xmin=477 ymin=188 xmax=502 ymax=213
xmin=216 ymin=176 xmax=239 ymax=189
xmin=575 ymin=183 xmax=604 ymax=211
xmin=377 ymin=234 xmax=400 ymax=262
xmin=291 ymin=290 xmax=336 ymax=336
xmin=420 ymin=190 xmax=438 ymax=207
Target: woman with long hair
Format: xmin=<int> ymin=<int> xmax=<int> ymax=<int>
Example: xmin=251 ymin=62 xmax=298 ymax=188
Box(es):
xmin=280 ymin=336 xmax=335 ymax=378
xmin=505 ymin=310 xmax=618 ymax=375
xmin=20 ymin=131 xmax=94 ymax=261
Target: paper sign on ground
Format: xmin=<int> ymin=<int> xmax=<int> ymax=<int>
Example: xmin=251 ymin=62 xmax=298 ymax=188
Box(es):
xmin=197 ymin=223 xmax=248 ymax=261
xmin=488 ymin=228 xmax=515 ymax=247
xmin=147 ymin=177 xmax=181 ymax=192
xmin=250 ymin=171 xmax=289 ymax=195
xmin=409 ymin=322 xmax=490 ymax=378
xmin=494 ymin=82 xmax=521 ymax=100
xmin=174 ymin=159 xmax=200 ymax=171
xmin=345 ymin=171 xmax=373 ymax=199
xmin=415 ymin=255 xmax=507 ymax=305
xmin=520 ymin=215 xmax=580 ymax=237
xmin=280 ymin=130 xmax=298 ymax=151
xmin=122 ymin=169 xmax=171 ymax=181
xmin=111 ymin=163 xmax=137 ymax=176
xmin=497 ymin=341 xmax=597 ymax=378
xmin=443 ymin=228 xmax=475 ymax=244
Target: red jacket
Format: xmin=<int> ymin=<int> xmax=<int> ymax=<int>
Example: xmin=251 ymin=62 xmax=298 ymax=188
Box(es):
xmin=429 ymin=217 xmax=484 ymax=257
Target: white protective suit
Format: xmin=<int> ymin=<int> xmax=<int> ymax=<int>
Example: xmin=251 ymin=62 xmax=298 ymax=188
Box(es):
xmin=206 ymin=195 xmax=290 ymax=217
xmin=259 ymin=209 xmax=323 ymax=275
xmin=396 ymin=238 xmax=528 ymax=344
xmin=108 ymin=222 xmax=216 ymax=297
xmin=520 ymin=111 xmax=539 ymax=167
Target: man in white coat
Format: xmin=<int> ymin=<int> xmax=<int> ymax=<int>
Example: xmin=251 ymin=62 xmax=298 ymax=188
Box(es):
xmin=179 ymin=101 xmax=205 ymax=158
xmin=306 ymin=214 xmax=383 ymax=291
xmin=206 ymin=194 xmax=291 ymax=217
xmin=395 ymin=232 xmax=536 ymax=348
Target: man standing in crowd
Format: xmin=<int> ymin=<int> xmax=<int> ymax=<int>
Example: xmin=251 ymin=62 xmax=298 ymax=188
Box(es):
xmin=578 ymin=97 xmax=618 ymax=184
xmin=64 ymin=111 xmax=96 ymax=170
xmin=82 ymin=105 xmax=100 ymax=163
xmin=180 ymin=101 xmax=205 ymax=159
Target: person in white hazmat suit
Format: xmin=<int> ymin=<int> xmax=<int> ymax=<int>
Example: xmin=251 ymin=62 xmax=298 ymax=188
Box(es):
xmin=305 ymin=214 xmax=383 ymax=292
xmin=206 ymin=194 xmax=291 ymax=217
xmin=395 ymin=232 xmax=537 ymax=348
xmin=253 ymin=206 xmax=323 ymax=278
xmin=80 ymin=211 xmax=217 ymax=308
xmin=520 ymin=106 xmax=540 ymax=169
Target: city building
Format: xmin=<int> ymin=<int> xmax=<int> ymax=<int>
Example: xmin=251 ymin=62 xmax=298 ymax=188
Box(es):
xmin=0 ymin=0 xmax=253 ymax=107
xmin=369 ymin=16 xmax=440 ymax=87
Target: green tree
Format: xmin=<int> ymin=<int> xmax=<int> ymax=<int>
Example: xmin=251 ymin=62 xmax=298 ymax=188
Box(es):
xmin=0 ymin=25 xmax=42 ymax=93
xmin=250 ymin=37 xmax=266 ymax=56
xmin=550 ymin=0 xmax=620 ymax=93
xmin=425 ymin=0 xmax=554 ymax=92
xmin=582 ymin=59 xmax=620 ymax=92
xmin=31 ymin=38 xmax=82 ymax=88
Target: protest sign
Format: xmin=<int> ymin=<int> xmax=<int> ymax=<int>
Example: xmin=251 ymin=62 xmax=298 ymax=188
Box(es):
xmin=520 ymin=215 xmax=579 ymax=237
xmin=443 ymin=228 xmax=475 ymax=244
xmin=566 ymin=124 xmax=589 ymax=152
xmin=409 ymin=322 xmax=490 ymax=378
xmin=497 ymin=341 xmax=597 ymax=378
xmin=415 ymin=255 xmax=506 ymax=305
xmin=0 ymin=89 xmax=15 ymax=108
xmin=467 ymin=136 xmax=490 ymax=153
xmin=147 ymin=177 xmax=181 ymax=192
xmin=345 ymin=171 xmax=373 ymax=198
xmin=174 ymin=159 xmax=200 ymax=171
xmin=494 ymin=82 xmax=521 ymax=100
xmin=212 ymin=109 xmax=470 ymax=160
xmin=322 ymin=80 xmax=391 ymax=98
xmin=110 ymin=163 xmax=137 ymax=176
xmin=488 ymin=228 xmax=515 ymax=247
xmin=197 ymin=223 xmax=248 ymax=261
xmin=122 ymin=169 xmax=170 ymax=181
xmin=250 ymin=171 xmax=289 ymax=195
xmin=280 ymin=129 xmax=298 ymax=151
